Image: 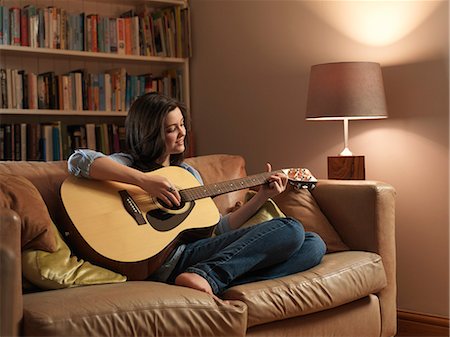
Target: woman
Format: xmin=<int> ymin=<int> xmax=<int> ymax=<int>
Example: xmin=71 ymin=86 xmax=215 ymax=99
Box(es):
xmin=68 ymin=92 xmax=326 ymax=296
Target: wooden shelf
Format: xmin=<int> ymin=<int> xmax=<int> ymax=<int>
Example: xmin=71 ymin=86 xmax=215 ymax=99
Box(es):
xmin=0 ymin=45 xmax=188 ymax=65
xmin=0 ymin=109 xmax=128 ymax=117
xmin=89 ymin=0 xmax=186 ymax=7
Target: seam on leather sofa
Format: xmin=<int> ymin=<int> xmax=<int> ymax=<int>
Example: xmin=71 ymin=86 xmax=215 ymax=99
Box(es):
xmin=229 ymin=253 xmax=387 ymax=327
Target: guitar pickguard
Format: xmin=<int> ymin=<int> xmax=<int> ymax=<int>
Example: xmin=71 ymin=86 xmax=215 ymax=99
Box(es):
xmin=146 ymin=201 xmax=195 ymax=232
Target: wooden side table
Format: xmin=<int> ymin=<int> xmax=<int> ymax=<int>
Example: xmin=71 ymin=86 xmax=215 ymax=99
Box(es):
xmin=328 ymin=156 xmax=365 ymax=180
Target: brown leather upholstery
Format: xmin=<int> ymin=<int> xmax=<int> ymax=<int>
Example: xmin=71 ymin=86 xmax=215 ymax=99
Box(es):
xmin=247 ymin=295 xmax=382 ymax=337
xmin=223 ymin=251 xmax=387 ymax=327
xmin=0 ymin=155 xmax=397 ymax=337
xmin=0 ymin=208 xmax=22 ymax=337
xmin=312 ymin=180 xmax=397 ymax=337
xmin=23 ymin=282 xmax=248 ymax=337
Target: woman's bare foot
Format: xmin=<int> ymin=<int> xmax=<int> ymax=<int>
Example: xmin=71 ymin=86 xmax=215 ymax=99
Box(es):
xmin=175 ymin=272 xmax=213 ymax=295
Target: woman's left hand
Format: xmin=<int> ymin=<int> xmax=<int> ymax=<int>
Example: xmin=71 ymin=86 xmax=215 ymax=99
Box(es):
xmin=257 ymin=163 xmax=288 ymax=199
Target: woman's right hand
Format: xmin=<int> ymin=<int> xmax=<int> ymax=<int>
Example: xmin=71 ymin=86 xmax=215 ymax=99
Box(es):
xmin=138 ymin=174 xmax=181 ymax=207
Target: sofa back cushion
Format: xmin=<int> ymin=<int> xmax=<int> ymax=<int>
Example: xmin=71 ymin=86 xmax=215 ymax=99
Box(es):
xmin=184 ymin=154 xmax=248 ymax=214
xmin=0 ymin=173 xmax=57 ymax=252
xmin=0 ymin=155 xmax=248 ymax=229
xmin=0 ymin=161 xmax=68 ymax=226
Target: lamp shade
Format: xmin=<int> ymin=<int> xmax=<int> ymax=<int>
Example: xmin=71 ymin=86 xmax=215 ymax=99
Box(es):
xmin=306 ymin=62 xmax=388 ymax=120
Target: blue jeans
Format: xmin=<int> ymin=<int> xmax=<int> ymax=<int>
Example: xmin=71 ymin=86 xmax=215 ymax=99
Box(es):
xmin=167 ymin=217 xmax=326 ymax=294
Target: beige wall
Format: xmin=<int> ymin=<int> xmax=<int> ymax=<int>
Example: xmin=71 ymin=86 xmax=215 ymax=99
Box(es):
xmin=189 ymin=0 xmax=449 ymax=317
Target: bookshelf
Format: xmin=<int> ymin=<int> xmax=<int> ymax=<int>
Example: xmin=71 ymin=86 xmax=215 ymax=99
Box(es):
xmin=0 ymin=0 xmax=191 ymax=161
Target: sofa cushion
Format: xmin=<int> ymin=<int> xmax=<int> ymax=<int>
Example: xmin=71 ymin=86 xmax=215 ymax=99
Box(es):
xmin=23 ymin=282 xmax=248 ymax=337
xmin=22 ymin=220 xmax=126 ymax=290
xmin=273 ymin=185 xmax=349 ymax=252
xmin=0 ymin=170 xmax=125 ymax=290
xmin=222 ymin=251 xmax=387 ymax=327
xmin=0 ymin=173 xmax=57 ymax=252
xmin=0 ymin=161 xmax=68 ymax=226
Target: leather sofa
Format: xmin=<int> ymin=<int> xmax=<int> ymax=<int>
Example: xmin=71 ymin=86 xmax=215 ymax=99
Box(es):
xmin=0 ymin=154 xmax=396 ymax=337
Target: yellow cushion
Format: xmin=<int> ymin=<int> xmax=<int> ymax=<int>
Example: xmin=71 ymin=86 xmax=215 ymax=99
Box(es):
xmin=240 ymin=191 xmax=286 ymax=228
xmin=22 ymin=221 xmax=126 ymax=290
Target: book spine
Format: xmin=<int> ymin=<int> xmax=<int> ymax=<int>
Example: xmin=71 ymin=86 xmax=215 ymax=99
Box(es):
xmin=2 ymin=6 xmax=9 ymax=45
xmin=10 ymin=7 xmax=21 ymax=46
xmin=20 ymin=123 xmax=27 ymax=161
xmin=28 ymin=6 xmax=38 ymax=48
xmin=109 ymin=18 xmax=117 ymax=53
xmin=104 ymin=17 xmax=110 ymax=53
xmin=60 ymin=9 xmax=67 ymax=50
xmin=14 ymin=124 xmax=21 ymax=161
xmin=131 ymin=16 xmax=140 ymax=55
xmin=91 ymin=14 xmax=98 ymax=52
xmin=124 ymin=17 xmax=131 ymax=55
xmin=0 ymin=69 xmax=7 ymax=108
xmin=0 ymin=125 xmax=4 ymax=160
xmin=116 ymin=18 xmax=125 ymax=55
xmin=0 ymin=6 xmax=4 ymax=45
xmin=38 ymin=8 xmax=44 ymax=48
xmin=4 ymin=124 xmax=12 ymax=160
xmin=20 ymin=6 xmax=29 ymax=46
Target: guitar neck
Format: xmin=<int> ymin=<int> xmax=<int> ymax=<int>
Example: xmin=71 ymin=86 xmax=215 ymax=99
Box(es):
xmin=180 ymin=170 xmax=282 ymax=202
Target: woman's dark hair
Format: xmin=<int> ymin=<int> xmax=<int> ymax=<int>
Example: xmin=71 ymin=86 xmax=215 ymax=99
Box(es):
xmin=125 ymin=92 xmax=188 ymax=171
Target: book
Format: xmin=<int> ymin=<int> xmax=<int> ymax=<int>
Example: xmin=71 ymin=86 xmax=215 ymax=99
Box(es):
xmin=14 ymin=124 xmax=21 ymax=160
xmin=0 ymin=6 xmax=4 ymax=44
xmin=41 ymin=124 xmax=54 ymax=162
xmin=2 ymin=6 xmax=9 ymax=45
xmin=9 ymin=7 xmax=21 ymax=46
xmin=20 ymin=5 xmax=29 ymax=46
xmin=28 ymin=72 xmax=38 ymax=109
xmin=3 ymin=124 xmax=13 ymax=160
xmin=25 ymin=6 xmax=39 ymax=48
xmin=116 ymin=18 xmax=125 ymax=55
xmin=85 ymin=123 xmax=96 ymax=150
xmin=109 ymin=17 xmax=117 ymax=52
xmin=0 ymin=125 xmax=4 ymax=160
xmin=0 ymin=69 xmax=7 ymax=108
xmin=26 ymin=123 xmax=41 ymax=161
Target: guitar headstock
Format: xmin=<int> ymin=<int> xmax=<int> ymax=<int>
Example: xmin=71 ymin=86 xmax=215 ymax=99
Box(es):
xmin=281 ymin=168 xmax=318 ymax=190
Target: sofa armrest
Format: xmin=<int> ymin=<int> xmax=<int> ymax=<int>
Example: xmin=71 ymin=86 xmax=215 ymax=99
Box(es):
xmin=312 ymin=179 xmax=396 ymax=337
xmin=312 ymin=180 xmax=396 ymax=253
xmin=0 ymin=207 xmax=22 ymax=337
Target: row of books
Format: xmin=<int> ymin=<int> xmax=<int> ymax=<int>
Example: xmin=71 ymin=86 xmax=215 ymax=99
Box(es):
xmin=0 ymin=4 xmax=191 ymax=58
xmin=0 ymin=67 xmax=184 ymax=111
xmin=0 ymin=122 xmax=126 ymax=162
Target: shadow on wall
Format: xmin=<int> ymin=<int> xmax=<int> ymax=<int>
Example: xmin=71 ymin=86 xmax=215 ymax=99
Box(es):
xmin=380 ymin=59 xmax=448 ymax=146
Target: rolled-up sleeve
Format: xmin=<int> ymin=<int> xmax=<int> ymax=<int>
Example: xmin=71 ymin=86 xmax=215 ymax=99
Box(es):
xmin=67 ymin=149 xmax=133 ymax=178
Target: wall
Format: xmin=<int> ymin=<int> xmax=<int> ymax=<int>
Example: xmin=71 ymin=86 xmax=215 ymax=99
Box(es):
xmin=189 ymin=0 xmax=449 ymax=317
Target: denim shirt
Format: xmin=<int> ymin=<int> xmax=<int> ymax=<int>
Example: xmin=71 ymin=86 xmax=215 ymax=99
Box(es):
xmin=67 ymin=149 xmax=231 ymax=281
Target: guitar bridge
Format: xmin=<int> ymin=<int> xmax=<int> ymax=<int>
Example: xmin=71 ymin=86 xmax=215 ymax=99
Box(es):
xmin=118 ymin=190 xmax=146 ymax=225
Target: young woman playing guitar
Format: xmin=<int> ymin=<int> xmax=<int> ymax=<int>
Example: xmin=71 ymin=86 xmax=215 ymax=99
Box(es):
xmin=68 ymin=92 xmax=326 ymax=296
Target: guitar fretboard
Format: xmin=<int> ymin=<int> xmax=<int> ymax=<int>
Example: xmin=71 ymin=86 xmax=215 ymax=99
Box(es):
xmin=180 ymin=170 xmax=282 ymax=202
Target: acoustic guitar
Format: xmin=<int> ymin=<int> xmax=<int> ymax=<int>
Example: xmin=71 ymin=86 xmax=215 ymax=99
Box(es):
xmin=61 ymin=166 xmax=317 ymax=280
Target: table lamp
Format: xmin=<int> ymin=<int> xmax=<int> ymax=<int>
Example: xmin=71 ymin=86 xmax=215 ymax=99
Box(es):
xmin=305 ymin=62 xmax=388 ymax=179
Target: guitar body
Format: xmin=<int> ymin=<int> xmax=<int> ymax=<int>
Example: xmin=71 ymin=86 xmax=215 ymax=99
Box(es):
xmin=61 ymin=166 xmax=220 ymax=280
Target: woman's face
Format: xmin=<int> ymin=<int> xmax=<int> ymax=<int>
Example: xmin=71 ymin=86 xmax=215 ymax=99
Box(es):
xmin=163 ymin=107 xmax=186 ymax=158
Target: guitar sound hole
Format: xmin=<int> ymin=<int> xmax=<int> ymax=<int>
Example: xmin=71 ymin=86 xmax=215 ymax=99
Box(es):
xmin=157 ymin=198 xmax=186 ymax=211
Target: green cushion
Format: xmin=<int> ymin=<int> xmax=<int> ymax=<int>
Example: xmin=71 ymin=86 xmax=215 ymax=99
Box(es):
xmin=241 ymin=191 xmax=286 ymax=228
xmin=22 ymin=221 xmax=126 ymax=289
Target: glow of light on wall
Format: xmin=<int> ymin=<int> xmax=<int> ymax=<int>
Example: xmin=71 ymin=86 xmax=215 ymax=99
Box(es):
xmin=303 ymin=1 xmax=443 ymax=47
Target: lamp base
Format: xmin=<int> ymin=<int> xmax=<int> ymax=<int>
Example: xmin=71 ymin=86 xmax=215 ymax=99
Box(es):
xmin=328 ymin=156 xmax=365 ymax=180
